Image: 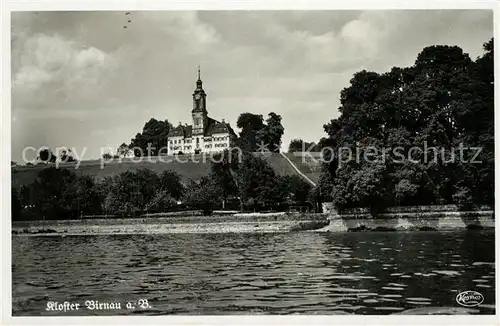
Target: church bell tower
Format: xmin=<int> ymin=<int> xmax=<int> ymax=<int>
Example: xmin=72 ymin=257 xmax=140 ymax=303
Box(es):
xmin=192 ymin=66 xmax=207 ymax=136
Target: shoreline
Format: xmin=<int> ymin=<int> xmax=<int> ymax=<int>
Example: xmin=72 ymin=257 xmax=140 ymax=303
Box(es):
xmin=11 ymin=220 xmax=329 ymax=235
xmin=11 ymin=209 xmax=495 ymax=235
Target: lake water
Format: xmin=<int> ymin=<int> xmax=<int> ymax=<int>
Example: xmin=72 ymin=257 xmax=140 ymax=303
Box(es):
xmin=12 ymin=231 xmax=495 ymax=315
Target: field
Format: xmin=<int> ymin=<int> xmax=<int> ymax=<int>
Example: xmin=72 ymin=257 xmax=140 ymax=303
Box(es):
xmin=11 ymin=152 xmax=321 ymax=187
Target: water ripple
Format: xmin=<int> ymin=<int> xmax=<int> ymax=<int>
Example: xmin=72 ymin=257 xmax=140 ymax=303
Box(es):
xmin=12 ymin=231 xmax=495 ymax=315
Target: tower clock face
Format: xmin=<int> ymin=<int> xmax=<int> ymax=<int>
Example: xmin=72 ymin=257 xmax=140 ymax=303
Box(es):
xmin=195 ymin=94 xmax=201 ymax=100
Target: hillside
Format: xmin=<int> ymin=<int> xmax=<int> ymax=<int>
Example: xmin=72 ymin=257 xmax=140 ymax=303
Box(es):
xmin=282 ymin=153 xmax=322 ymax=184
xmin=12 ymin=153 xmax=320 ymax=187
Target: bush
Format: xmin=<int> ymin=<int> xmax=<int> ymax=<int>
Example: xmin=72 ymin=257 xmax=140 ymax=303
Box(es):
xmin=452 ymin=186 xmax=475 ymax=211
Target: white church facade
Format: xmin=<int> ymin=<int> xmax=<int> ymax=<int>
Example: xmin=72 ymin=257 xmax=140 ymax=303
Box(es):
xmin=167 ymin=68 xmax=237 ymax=155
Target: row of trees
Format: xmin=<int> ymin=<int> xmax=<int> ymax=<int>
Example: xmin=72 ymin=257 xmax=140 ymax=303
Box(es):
xmin=188 ymin=150 xmax=311 ymax=214
xmin=236 ymin=112 xmax=285 ymax=152
xmin=12 ymin=167 xmax=185 ymax=220
xmin=312 ymin=39 xmax=494 ymax=212
xmin=288 ymin=139 xmax=319 ymax=153
xmin=12 ymin=150 xmax=312 ymax=220
xmin=19 ymin=147 xmax=77 ymax=165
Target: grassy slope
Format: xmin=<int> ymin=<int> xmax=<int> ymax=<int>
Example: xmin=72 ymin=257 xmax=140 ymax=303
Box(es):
xmin=282 ymin=153 xmax=322 ymax=184
xmin=12 ymin=153 xmax=318 ymax=187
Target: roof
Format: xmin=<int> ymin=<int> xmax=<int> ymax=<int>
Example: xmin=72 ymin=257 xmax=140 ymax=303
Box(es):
xmin=168 ymin=124 xmax=193 ymax=138
xmin=167 ymin=116 xmax=237 ymax=138
xmin=206 ymin=119 xmax=237 ymax=136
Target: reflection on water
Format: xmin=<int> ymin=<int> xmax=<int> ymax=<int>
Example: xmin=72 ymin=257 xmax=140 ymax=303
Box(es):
xmin=12 ymin=231 xmax=495 ymax=315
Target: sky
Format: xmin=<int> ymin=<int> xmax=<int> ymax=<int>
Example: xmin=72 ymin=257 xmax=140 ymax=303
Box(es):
xmin=11 ymin=10 xmax=493 ymax=163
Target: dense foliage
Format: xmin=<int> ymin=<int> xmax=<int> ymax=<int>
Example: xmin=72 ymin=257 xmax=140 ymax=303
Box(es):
xmin=13 ymin=167 xmax=185 ymax=220
xmin=129 ymin=118 xmax=172 ymax=156
xmin=183 ymin=150 xmax=312 ymax=214
xmin=236 ymin=112 xmax=284 ymax=152
xmin=33 ymin=147 xmax=76 ymax=164
xmin=288 ymin=139 xmax=318 ymax=153
xmin=12 ymin=151 xmax=312 ymax=220
xmin=314 ymin=39 xmax=494 ymax=212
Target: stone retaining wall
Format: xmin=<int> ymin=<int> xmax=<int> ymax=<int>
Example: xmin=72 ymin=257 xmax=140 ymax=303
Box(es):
xmin=322 ymin=210 xmax=494 ymax=232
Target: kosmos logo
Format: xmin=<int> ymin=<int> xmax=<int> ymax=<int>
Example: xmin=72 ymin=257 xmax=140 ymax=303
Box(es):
xmin=456 ymin=291 xmax=484 ymax=307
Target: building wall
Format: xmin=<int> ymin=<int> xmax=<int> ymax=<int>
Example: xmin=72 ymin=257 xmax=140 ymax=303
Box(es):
xmin=203 ymin=132 xmax=231 ymax=153
xmin=168 ymin=132 xmax=234 ymax=155
xmin=168 ymin=136 xmax=192 ymax=154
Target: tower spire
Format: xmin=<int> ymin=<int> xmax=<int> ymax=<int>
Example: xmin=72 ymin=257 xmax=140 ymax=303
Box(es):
xmin=195 ymin=65 xmax=203 ymax=90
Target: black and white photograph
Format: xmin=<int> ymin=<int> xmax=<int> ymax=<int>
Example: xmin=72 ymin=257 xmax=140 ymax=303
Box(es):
xmin=3 ymin=0 xmax=498 ymax=323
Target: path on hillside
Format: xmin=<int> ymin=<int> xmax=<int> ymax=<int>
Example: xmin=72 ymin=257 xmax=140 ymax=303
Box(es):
xmin=279 ymin=152 xmax=317 ymax=187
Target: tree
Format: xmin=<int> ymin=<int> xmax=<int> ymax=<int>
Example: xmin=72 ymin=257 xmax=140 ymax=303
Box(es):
xmin=159 ymin=170 xmax=184 ymax=200
xmin=145 ymin=191 xmax=177 ymax=213
xmin=102 ymin=169 xmax=167 ymax=216
xmin=468 ymin=38 xmax=494 ymax=205
xmin=74 ymin=176 xmax=102 ymax=215
xmin=104 ymin=171 xmax=143 ymax=216
xmin=288 ymin=175 xmax=312 ymax=206
xmin=265 ymin=112 xmax=284 ymax=152
xmin=16 ymin=168 xmax=187 ymax=219
xmin=277 ymin=175 xmax=312 ymax=207
xmin=130 ymin=118 xmax=172 ymax=156
xmin=55 ymin=175 xmax=102 ymax=217
xmin=102 ymin=153 xmax=113 ymax=160
xmin=59 ymin=148 xmax=76 ymax=163
xmin=452 ymin=185 xmax=474 ymax=211
xmin=28 ymin=167 xmax=78 ymax=219
xmin=235 ymin=153 xmax=279 ymax=210
xmin=288 ymin=139 xmax=317 ymax=153
xmin=183 ymin=177 xmax=219 ymax=215
xmin=135 ymin=169 xmax=160 ymax=206
xmin=38 ymin=148 xmax=56 ymax=163
xmin=288 ymin=139 xmax=303 ymax=152
xmin=210 ymin=149 xmax=241 ymax=209
xmin=236 ymin=112 xmax=285 ymax=152
xmin=117 ymin=143 xmax=131 ymax=158
xmin=11 ymin=188 xmax=22 ymax=221
xmin=130 ymin=132 xmax=146 ymax=157
xmin=95 ymin=177 xmax=114 ymax=215
xmin=318 ymin=39 xmax=494 ymax=211
xmin=236 ymin=113 xmax=265 ymax=151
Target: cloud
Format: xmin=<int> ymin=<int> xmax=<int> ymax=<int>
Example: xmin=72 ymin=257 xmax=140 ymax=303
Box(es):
xmin=137 ymin=11 xmax=222 ymax=51
xmin=10 ymin=10 xmax=493 ymax=162
xmin=12 ymin=33 xmax=116 ymax=111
